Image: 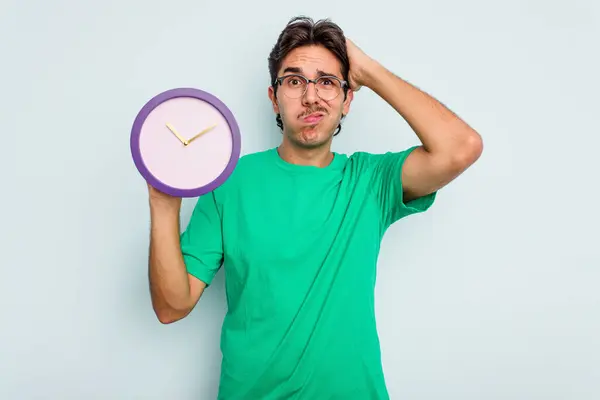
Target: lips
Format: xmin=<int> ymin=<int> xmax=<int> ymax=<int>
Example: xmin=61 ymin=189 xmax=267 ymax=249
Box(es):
xmin=302 ymin=113 xmax=324 ymax=123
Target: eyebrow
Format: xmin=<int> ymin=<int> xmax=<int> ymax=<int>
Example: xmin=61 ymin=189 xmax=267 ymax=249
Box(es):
xmin=282 ymin=67 xmax=340 ymax=78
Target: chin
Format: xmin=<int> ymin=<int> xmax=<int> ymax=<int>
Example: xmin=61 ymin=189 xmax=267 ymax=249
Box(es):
xmin=290 ymin=128 xmax=332 ymax=149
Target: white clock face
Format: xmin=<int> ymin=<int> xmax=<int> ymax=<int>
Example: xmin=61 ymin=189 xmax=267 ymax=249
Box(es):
xmin=137 ymin=96 xmax=234 ymax=191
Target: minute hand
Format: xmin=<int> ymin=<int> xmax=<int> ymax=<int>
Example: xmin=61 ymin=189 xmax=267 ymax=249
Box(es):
xmin=185 ymin=124 xmax=217 ymax=145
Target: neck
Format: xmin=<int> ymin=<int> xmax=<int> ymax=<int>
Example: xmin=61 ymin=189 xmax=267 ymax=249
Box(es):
xmin=277 ymin=139 xmax=334 ymax=168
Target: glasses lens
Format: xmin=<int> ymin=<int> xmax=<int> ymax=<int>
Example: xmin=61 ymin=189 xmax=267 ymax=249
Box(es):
xmin=315 ymin=77 xmax=342 ymax=100
xmin=280 ymin=75 xmax=306 ymax=99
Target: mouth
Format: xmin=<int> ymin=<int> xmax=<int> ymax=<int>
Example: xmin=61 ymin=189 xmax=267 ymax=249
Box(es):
xmin=301 ymin=112 xmax=325 ymax=124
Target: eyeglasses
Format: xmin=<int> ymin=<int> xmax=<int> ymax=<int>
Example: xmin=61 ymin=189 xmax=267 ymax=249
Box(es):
xmin=274 ymin=74 xmax=348 ymax=101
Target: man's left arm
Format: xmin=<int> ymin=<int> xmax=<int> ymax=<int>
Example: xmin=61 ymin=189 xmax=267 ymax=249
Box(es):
xmin=347 ymin=39 xmax=484 ymax=203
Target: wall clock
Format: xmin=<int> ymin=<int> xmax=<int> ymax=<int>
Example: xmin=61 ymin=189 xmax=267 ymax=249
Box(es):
xmin=130 ymin=87 xmax=241 ymax=197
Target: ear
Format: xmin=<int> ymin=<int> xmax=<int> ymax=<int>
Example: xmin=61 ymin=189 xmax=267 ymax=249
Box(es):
xmin=342 ymin=89 xmax=354 ymax=115
xmin=268 ymin=86 xmax=280 ymax=114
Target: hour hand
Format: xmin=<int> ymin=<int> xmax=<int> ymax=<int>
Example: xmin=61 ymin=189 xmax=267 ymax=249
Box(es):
xmin=186 ymin=124 xmax=217 ymax=145
xmin=165 ymin=123 xmax=186 ymax=144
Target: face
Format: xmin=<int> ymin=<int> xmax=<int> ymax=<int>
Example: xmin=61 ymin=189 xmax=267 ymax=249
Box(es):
xmin=268 ymin=45 xmax=353 ymax=150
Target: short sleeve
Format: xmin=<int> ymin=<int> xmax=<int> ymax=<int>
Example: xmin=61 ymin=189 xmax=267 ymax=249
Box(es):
xmin=179 ymin=191 xmax=224 ymax=286
xmin=367 ymin=146 xmax=437 ymax=228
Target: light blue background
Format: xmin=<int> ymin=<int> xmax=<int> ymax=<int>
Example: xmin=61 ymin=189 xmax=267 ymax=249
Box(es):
xmin=2 ymin=0 xmax=599 ymax=399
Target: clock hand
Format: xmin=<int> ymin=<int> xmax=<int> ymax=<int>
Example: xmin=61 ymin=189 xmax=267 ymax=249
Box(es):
xmin=185 ymin=124 xmax=217 ymax=145
xmin=165 ymin=123 xmax=186 ymax=144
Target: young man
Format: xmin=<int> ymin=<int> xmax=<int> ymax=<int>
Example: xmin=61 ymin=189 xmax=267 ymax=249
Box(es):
xmin=147 ymin=16 xmax=483 ymax=400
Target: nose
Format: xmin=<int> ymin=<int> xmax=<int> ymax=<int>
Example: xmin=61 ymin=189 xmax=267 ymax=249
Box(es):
xmin=302 ymin=81 xmax=319 ymax=105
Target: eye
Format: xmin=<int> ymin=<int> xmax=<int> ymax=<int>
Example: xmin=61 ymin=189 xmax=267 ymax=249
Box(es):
xmin=284 ymin=76 xmax=304 ymax=87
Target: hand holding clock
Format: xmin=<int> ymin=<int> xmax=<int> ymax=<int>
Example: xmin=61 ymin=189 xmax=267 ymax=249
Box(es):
xmin=147 ymin=182 xmax=181 ymax=211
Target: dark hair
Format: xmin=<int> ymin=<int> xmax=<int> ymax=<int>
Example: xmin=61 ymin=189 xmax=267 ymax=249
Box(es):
xmin=268 ymin=16 xmax=350 ymax=136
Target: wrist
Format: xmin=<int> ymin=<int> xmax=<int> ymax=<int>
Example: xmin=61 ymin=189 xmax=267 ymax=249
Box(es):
xmin=149 ymin=199 xmax=181 ymax=219
xmin=360 ymin=59 xmax=385 ymax=89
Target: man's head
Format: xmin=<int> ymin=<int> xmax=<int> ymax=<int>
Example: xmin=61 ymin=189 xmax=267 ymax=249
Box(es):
xmin=268 ymin=16 xmax=353 ymax=150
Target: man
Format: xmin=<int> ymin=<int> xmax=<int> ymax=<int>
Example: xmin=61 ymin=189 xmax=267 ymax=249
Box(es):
xmin=147 ymin=16 xmax=482 ymax=399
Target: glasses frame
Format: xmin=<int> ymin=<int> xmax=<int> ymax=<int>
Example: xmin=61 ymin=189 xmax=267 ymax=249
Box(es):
xmin=274 ymin=74 xmax=349 ymax=100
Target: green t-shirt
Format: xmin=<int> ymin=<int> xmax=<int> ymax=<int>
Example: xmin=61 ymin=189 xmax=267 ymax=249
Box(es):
xmin=180 ymin=146 xmax=436 ymax=399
